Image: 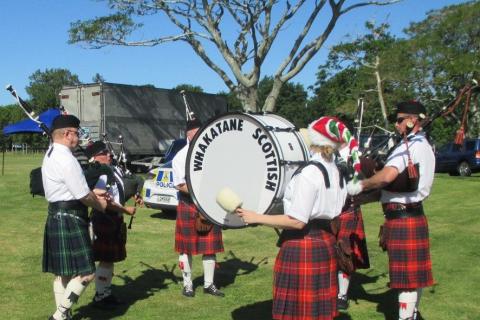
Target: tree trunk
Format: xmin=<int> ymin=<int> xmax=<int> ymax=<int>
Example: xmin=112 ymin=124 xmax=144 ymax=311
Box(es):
xmin=263 ymin=78 xmax=284 ymax=112
xmin=236 ymin=85 xmax=259 ymax=112
xmin=374 ymin=56 xmax=389 ymax=128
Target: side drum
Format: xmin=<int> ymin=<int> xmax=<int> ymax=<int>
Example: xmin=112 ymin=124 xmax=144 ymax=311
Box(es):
xmin=186 ymin=112 xmax=309 ymax=228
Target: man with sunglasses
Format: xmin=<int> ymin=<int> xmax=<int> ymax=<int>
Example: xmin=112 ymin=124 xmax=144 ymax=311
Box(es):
xmin=42 ymin=115 xmax=108 ymax=320
xmin=348 ymin=101 xmax=435 ymax=320
xmin=84 ymin=141 xmax=137 ymax=309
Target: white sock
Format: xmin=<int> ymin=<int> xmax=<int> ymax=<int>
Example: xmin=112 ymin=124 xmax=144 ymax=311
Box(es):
xmin=203 ymin=254 xmax=216 ymax=288
xmin=337 ymin=271 xmax=350 ymax=297
xmin=53 ymin=277 xmax=68 ymax=308
xmin=53 ymin=278 xmax=88 ymax=319
xmin=399 ymin=290 xmax=418 ymax=320
xmin=95 ymin=265 xmax=113 ymax=299
xmin=179 ymin=254 xmax=193 ymax=287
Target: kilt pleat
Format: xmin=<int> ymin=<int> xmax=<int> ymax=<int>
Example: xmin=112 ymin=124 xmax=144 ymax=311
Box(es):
xmin=43 ymin=208 xmax=95 ymax=276
xmin=175 ymin=200 xmax=223 ymax=255
xmin=273 ymin=227 xmax=338 ymax=320
xmin=91 ymin=210 xmax=127 ymax=263
xmin=337 ymin=206 xmax=370 ymax=271
xmin=385 ymin=214 xmax=434 ymax=289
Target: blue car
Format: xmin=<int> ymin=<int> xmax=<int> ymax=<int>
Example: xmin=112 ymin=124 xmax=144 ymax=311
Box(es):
xmin=435 ymin=138 xmax=480 ymax=176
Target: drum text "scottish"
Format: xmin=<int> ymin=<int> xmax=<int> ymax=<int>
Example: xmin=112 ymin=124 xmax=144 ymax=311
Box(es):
xmin=193 ymin=119 xmax=244 ymax=171
xmin=252 ymin=128 xmax=279 ymax=192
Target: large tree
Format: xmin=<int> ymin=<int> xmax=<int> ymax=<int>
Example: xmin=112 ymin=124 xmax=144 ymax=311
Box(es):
xmin=26 ymin=68 xmax=81 ymax=111
xmin=68 ymin=0 xmax=400 ymax=112
xmin=403 ymin=1 xmax=480 ymax=140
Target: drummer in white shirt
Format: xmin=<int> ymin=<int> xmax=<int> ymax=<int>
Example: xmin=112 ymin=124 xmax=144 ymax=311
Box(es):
xmin=237 ymin=116 xmax=360 ymax=320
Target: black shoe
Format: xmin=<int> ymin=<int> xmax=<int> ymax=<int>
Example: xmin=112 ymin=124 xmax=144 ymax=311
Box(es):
xmin=182 ymin=285 xmax=195 ymax=297
xmin=92 ymin=294 xmax=124 ymax=309
xmin=203 ymin=284 xmax=225 ymax=297
xmin=337 ymin=295 xmax=349 ymax=310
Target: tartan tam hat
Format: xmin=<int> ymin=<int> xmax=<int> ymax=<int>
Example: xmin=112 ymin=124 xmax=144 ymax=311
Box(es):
xmin=308 ymin=116 xmax=361 ymax=175
xmin=395 ymin=100 xmax=426 ymax=118
xmin=85 ymin=141 xmax=108 ymax=159
xmin=51 ymin=114 xmax=80 ymax=131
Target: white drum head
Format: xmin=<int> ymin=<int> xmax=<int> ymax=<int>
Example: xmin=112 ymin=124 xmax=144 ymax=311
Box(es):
xmin=186 ymin=112 xmax=308 ymax=228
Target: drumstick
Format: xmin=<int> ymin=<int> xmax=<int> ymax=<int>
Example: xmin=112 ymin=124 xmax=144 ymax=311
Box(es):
xmin=216 ymin=187 xmax=243 ymax=212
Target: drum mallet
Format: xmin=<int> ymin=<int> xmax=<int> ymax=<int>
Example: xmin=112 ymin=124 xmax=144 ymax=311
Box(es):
xmin=216 ymin=187 xmax=243 ymax=213
xmin=299 ymin=128 xmax=312 ymax=149
xmin=216 ymin=188 xmax=280 ymax=235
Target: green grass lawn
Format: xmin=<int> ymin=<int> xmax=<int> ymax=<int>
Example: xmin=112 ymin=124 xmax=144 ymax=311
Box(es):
xmin=0 ymin=152 xmax=479 ymax=320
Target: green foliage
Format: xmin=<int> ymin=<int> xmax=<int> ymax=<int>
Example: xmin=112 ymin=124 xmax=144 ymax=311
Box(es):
xmin=69 ymin=13 xmax=139 ymax=48
xmin=26 ymin=68 xmax=81 ymax=111
xmin=312 ymin=2 xmax=480 ymax=142
xmin=172 ymin=84 xmax=204 ymax=93
xmin=92 ymin=73 xmax=106 ymax=83
xmin=257 ymin=77 xmax=309 ymax=127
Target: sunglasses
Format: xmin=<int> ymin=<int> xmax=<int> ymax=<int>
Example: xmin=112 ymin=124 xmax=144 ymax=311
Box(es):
xmin=66 ymin=129 xmax=80 ymax=137
xmin=396 ymin=117 xmax=408 ymax=124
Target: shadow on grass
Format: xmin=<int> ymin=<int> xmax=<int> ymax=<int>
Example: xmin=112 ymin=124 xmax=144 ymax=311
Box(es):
xmin=149 ymin=209 xmax=177 ymax=220
xmin=347 ymin=270 xmax=397 ymax=320
xmin=231 ymin=299 xmax=273 ymax=320
xmin=193 ymin=250 xmax=269 ymax=290
xmin=72 ymin=261 xmax=181 ymax=320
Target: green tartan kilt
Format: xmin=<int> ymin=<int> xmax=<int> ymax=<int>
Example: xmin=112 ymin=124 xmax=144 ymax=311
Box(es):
xmin=42 ymin=206 xmax=95 ymax=276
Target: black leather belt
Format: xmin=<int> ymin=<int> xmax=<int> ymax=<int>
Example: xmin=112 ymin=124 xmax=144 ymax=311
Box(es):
xmin=382 ymin=202 xmax=424 ymax=220
xmin=49 ymin=200 xmax=86 ymax=211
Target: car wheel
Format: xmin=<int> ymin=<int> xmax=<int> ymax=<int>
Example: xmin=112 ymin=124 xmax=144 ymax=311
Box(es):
xmin=457 ymin=161 xmax=471 ymax=177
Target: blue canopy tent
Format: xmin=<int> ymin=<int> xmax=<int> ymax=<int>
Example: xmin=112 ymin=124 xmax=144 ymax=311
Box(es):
xmin=2 ymin=108 xmax=61 ymax=135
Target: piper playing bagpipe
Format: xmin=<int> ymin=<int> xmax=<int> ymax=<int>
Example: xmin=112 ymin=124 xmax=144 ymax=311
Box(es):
xmin=42 ymin=115 xmax=109 ymax=320
xmin=84 ymin=141 xmax=137 ymax=309
xmin=5 ymin=84 xmax=141 ymax=319
xmin=347 ymin=100 xmax=435 ymax=320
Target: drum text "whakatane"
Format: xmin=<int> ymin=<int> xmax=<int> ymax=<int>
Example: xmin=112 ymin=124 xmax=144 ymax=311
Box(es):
xmin=193 ymin=119 xmax=244 ymax=171
xmin=252 ymin=128 xmax=278 ymax=192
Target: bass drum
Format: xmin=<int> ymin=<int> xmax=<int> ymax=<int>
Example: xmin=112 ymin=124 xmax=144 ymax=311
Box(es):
xmin=186 ymin=112 xmax=309 ymax=228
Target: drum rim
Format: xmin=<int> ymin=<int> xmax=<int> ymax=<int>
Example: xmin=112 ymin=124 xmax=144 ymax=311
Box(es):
xmin=186 ymin=111 xmax=297 ymax=229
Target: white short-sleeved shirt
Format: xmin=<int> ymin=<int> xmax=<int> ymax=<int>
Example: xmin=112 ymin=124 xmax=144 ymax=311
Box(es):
xmin=172 ymin=143 xmax=189 ymax=187
xmin=42 ymin=143 xmax=90 ymax=202
xmin=283 ymin=153 xmax=347 ymax=224
xmin=381 ymin=132 xmax=435 ymax=203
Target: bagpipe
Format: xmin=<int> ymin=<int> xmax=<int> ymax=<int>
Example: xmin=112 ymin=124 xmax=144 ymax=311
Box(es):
xmin=5 ymin=85 xmax=144 ymax=208
xmin=350 ymin=80 xmax=479 ymax=203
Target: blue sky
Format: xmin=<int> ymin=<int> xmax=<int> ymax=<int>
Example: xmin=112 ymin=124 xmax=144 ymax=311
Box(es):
xmin=0 ymin=0 xmax=470 ymax=106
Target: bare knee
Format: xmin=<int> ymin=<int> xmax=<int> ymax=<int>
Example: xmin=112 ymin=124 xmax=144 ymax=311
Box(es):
xmin=98 ymin=261 xmax=114 ymax=269
xmin=75 ymin=273 xmax=95 ymax=284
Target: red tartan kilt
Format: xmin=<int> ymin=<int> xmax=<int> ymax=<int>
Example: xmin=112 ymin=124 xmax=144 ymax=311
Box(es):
xmin=91 ymin=211 xmax=127 ymax=263
xmin=175 ymin=200 xmax=224 ymax=255
xmin=273 ymin=228 xmax=338 ymax=320
xmin=384 ymin=214 xmax=434 ymax=289
xmin=337 ymin=206 xmax=370 ymax=271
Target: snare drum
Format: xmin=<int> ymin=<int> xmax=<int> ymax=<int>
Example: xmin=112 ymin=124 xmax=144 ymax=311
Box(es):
xmin=186 ymin=112 xmax=309 ymax=228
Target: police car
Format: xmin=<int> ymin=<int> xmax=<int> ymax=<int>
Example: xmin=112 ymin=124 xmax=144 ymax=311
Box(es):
xmin=142 ymin=139 xmax=187 ymax=210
